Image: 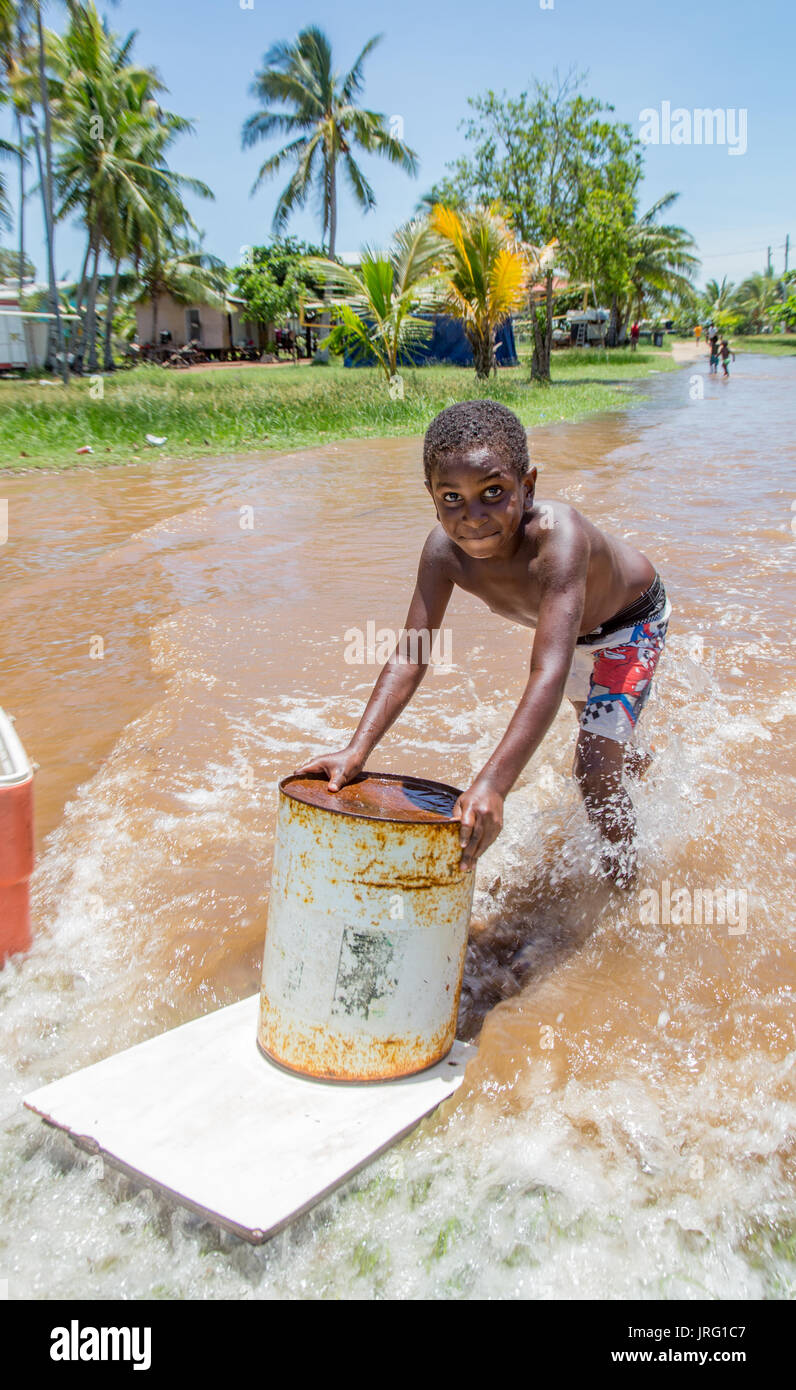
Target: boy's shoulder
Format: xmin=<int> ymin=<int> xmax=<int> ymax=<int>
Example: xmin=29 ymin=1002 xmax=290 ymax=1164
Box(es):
xmin=420 ymin=523 xmax=463 ymax=576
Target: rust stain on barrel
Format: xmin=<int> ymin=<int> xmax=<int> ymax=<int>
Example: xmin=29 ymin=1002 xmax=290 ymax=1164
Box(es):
xmin=260 ymin=992 xmax=463 ymax=1083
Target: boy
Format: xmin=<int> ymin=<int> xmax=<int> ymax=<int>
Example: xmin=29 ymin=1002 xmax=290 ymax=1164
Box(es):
xmin=720 ymin=340 xmax=736 ymax=377
xmin=297 ymin=400 xmax=670 ymax=885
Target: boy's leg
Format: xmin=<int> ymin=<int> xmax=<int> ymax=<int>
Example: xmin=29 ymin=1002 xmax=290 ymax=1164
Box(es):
xmin=574 ymin=728 xmax=638 ymax=880
xmin=568 ymin=614 xmax=668 ymax=886
xmin=570 ymin=700 xmax=651 ymax=779
xmin=569 ymin=707 xmax=638 ymax=886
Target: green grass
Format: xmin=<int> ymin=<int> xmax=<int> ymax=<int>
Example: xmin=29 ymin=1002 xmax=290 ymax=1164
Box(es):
xmin=0 ymin=346 xmax=679 ymax=472
xmin=734 ymin=334 xmax=796 ymax=356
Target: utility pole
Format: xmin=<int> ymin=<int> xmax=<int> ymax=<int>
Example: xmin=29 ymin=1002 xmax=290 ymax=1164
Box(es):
xmin=767 ymin=245 xmax=772 ymax=275
xmin=786 ymin=235 xmax=790 ymax=274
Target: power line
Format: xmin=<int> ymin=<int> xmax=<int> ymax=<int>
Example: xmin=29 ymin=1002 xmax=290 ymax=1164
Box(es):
xmin=698 ymin=242 xmax=786 ymax=259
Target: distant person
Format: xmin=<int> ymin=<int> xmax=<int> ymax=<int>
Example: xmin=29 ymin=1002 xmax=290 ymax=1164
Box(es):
xmin=709 ymin=338 xmax=720 ymax=374
xmin=706 ymin=321 xmax=716 ymax=344
xmin=630 ymin=322 xmax=640 ymax=351
xmin=694 ymin=324 xmax=702 ymax=344
xmin=720 ymin=340 xmax=736 ymax=377
xmin=297 ymin=399 xmax=671 ymax=888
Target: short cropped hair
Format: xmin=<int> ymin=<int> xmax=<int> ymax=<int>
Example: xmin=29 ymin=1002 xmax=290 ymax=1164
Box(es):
xmin=423 ymin=399 xmax=530 ymax=483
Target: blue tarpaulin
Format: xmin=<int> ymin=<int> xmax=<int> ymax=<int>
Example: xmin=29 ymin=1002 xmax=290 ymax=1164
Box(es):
xmin=343 ymin=314 xmax=518 ymax=368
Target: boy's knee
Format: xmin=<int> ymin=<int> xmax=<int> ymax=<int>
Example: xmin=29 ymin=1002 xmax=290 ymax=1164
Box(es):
xmin=573 ymin=734 xmax=623 ymax=800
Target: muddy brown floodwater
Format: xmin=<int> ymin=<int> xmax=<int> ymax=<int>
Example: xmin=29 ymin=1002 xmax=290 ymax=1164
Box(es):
xmin=1 ymin=355 xmax=795 ymax=1299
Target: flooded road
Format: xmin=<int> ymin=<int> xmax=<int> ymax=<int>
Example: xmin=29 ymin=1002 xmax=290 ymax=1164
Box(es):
xmin=1 ymin=354 xmax=795 ymax=1298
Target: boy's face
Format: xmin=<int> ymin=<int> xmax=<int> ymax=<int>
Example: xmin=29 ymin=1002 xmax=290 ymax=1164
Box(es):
xmin=426 ymin=447 xmax=536 ymax=559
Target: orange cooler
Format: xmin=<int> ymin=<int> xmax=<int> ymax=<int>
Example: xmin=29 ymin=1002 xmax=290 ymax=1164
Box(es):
xmin=0 ymin=708 xmax=34 ymax=965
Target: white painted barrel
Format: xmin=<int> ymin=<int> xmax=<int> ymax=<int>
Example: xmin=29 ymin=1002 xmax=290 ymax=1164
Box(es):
xmin=258 ymin=773 xmax=476 ymax=1082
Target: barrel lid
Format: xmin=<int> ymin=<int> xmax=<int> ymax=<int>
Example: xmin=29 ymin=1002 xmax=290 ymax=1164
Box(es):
xmin=0 ymin=708 xmax=33 ymax=787
xmin=280 ymin=772 xmax=462 ymax=824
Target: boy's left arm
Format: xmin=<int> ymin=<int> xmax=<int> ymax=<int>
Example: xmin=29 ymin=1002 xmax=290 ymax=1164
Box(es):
xmin=455 ymin=532 xmax=588 ymax=869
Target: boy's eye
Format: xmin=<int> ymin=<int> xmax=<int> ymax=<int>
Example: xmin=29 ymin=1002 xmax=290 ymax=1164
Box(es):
xmin=441 ymin=492 xmax=461 ymax=504
xmin=483 ymin=486 xmax=503 ymax=499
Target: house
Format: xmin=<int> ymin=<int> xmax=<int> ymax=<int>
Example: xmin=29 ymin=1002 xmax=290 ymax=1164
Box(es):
xmin=134 ymin=293 xmax=265 ymax=352
xmin=0 ymin=283 xmax=63 ymax=370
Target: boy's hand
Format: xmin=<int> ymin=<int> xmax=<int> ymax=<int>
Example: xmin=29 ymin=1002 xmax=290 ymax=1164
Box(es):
xmin=293 ymin=746 xmax=365 ymax=793
xmin=453 ymin=779 xmax=504 ymax=871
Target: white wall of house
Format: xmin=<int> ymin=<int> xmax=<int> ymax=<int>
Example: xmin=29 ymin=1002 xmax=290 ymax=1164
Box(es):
xmin=0 ymin=293 xmax=50 ymax=368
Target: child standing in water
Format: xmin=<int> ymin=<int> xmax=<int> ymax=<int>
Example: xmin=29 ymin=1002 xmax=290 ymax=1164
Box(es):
xmin=709 ymin=338 xmax=720 ymax=374
xmin=720 ymin=340 xmax=736 ymax=377
xmin=298 ymin=400 xmax=670 ymax=886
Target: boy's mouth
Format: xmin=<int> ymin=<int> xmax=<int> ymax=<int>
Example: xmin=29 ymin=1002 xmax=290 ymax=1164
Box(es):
xmin=459 ymin=531 xmax=501 ymax=547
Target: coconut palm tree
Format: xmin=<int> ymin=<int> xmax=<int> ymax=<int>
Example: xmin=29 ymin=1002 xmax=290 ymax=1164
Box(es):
xmin=733 ymin=269 xmax=779 ymax=334
xmin=1 ymin=0 xmax=75 ymax=378
xmin=0 ymin=115 xmax=15 ymax=233
xmin=0 ymin=0 xmax=18 ymax=231
xmin=243 ymin=26 xmax=418 ymax=258
xmin=702 ymin=276 xmax=735 ymax=314
xmin=304 ymin=218 xmax=446 ymax=382
xmin=49 ymin=2 xmax=213 ymax=370
xmin=624 ymin=192 xmax=699 ymax=330
xmin=431 ymin=203 xmax=532 ymax=379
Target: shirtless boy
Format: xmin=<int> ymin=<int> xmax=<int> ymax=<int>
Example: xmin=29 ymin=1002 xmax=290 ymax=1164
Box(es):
xmin=298 ymin=400 xmax=671 ymax=885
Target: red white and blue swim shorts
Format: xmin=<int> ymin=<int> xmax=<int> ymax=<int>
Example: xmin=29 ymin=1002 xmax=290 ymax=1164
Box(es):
xmin=565 ymin=576 xmax=670 ymax=744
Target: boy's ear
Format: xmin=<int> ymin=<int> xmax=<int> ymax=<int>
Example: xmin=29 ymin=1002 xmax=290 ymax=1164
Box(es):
xmin=523 ymin=467 xmax=538 ymax=494
xmin=424 ymin=479 xmax=439 ymax=516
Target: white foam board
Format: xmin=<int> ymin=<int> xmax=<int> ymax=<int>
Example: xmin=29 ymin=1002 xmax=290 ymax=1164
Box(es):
xmin=24 ymin=995 xmax=474 ymax=1243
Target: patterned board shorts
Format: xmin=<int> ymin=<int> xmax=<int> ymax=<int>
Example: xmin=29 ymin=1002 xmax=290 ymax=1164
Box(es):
xmin=565 ymin=598 xmax=671 ymax=744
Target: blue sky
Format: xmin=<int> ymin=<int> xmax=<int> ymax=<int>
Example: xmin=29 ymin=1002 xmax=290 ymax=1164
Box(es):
xmin=2 ymin=0 xmax=793 ymax=290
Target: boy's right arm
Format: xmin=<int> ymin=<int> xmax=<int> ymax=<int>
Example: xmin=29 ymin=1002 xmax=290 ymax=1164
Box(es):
xmin=295 ymin=530 xmax=454 ymax=791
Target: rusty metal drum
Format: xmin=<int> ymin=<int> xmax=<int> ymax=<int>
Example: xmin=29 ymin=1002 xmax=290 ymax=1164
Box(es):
xmin=258 ymin=772 xmax=475 ymax=1082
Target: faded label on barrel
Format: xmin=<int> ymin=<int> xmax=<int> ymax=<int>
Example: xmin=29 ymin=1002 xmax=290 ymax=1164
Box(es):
xmin=331 ymin=927 xmax=408 ymax=1023
xmin=263 ymin=905 xmax=464 ymax=1038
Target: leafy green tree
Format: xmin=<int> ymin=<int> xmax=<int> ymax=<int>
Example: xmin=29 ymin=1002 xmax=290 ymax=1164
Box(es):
xmin=429 ymin=73 xmax=643 ymax=380
xmin=0 ymin=244 xmax=33 ymax=278
xmin=231 ymin=236 xmax=322 ymax=344
xmin=242 ymin=26 xmax=418 ymax=258
xmin=568 ymin=185 xmax=635 ymax=323
xmin=567 ymin=189 xmax=697 ymax=340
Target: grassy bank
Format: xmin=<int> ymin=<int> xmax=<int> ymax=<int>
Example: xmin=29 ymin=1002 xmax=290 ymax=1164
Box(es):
xmin=0 ymin=346 xmax=678 ymax=472
xmin=734 ymin=334 xmax=796 ymax=357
